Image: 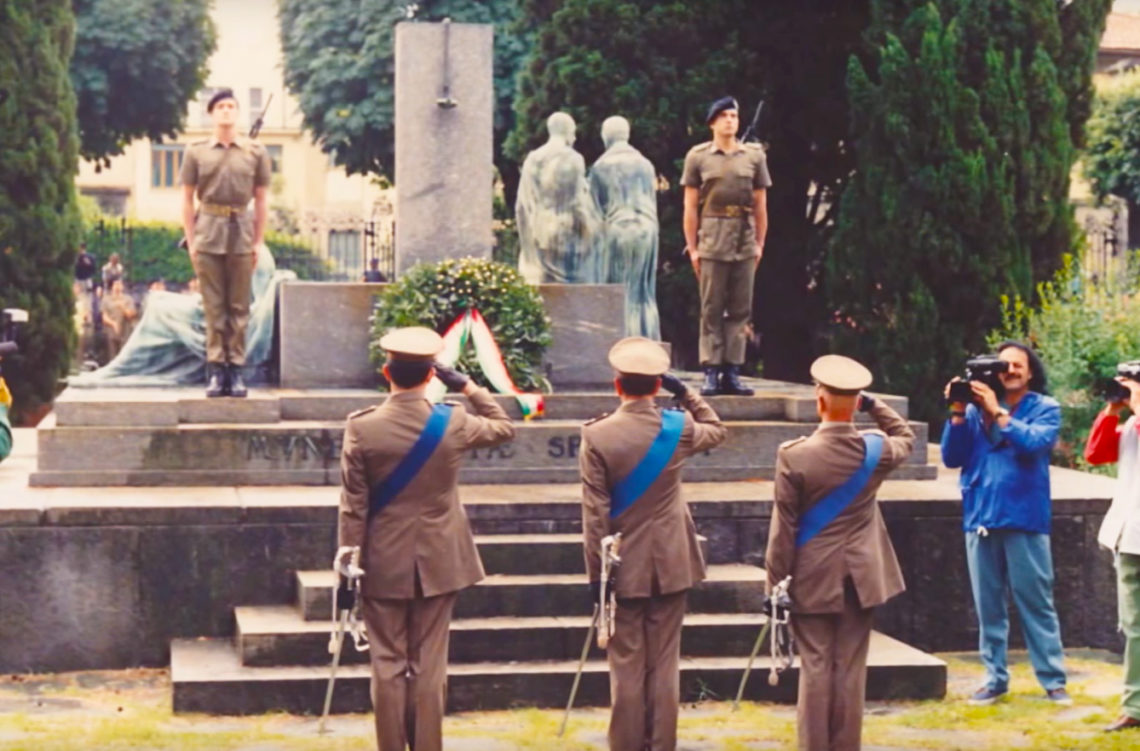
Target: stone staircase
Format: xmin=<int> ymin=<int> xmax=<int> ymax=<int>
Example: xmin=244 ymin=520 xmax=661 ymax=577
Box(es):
xmin=33 ymin=381 xmax=935 ymax=486
xmin=171 ymin=532 xmax=947 ymax=714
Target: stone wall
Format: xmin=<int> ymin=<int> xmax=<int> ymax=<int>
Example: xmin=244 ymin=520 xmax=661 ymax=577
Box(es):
xmin=0 ymin=489 xmax=1119 ymax=673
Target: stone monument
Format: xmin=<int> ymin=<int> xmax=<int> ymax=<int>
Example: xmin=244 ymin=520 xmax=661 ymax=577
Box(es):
xmin=516 ymin=112 xmax=603 ymax=284
xmin=588 ymin=116 xmax=661 ymax=339
xmin=394 ymin=21 xmax=493 ymax=274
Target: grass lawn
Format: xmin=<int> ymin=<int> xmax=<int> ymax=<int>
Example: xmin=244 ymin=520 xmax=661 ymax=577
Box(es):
xmin=0 ymin=650 xmax=1134 ymax=750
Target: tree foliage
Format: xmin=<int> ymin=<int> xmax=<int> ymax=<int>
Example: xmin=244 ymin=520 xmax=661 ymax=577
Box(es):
xmin=508 ymin=0 xmax=869 ymax=376
xmin=0 ymin=0 xmax=83 ymax=422
xmin=825 ymin=0 xmax=1109 ymax=421
xmin=1086 ymin=71 xmax=1140 ymax=207
xmin=71 ymin=0 xmax=216 ymax=164
xmin=279 ymin=0 xmax=529 ymax=180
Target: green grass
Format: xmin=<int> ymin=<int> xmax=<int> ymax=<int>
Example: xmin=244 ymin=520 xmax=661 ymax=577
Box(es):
xmin=0 ymin=652 xmax=1134 ymax=750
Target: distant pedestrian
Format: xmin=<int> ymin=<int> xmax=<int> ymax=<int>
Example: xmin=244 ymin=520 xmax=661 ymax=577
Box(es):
xmin=363 ymin=258 xmax=387 ymax=283
xmin=102 ymin=252 xmax=125 ymax=289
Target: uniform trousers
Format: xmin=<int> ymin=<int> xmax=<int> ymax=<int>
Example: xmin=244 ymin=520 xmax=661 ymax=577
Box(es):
xmin=1116 ymin=552 xmax=1140 ymax=720
xmin=697 ymin=257 xmax=753 ymax=366
xmin=607 ymin=589 xmax=687 ymax=751
xmin=193 ymin=250 xmax=254 ymax=366
xmin=362 ymin=591 xmax=458 ymax=751
xmin=792 ymin=579 xmax=874 ymax=751
xmin=964 ymin=529 xmax=1066 ymax=692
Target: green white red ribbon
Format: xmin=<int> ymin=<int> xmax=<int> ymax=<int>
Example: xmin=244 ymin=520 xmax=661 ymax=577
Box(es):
xmin=426 ymin=309 xmax=545 ymax=419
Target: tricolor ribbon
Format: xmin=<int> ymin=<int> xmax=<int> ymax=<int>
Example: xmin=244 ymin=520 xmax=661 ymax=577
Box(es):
xmin=426 ymin=309 xmax=545 ymax=419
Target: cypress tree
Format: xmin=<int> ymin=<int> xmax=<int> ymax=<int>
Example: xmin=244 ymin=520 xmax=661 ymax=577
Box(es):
xmin=827 ymin=0 xmax=1108 ymax=420
xmin=0 ymin=0 xmax=82 ymax=422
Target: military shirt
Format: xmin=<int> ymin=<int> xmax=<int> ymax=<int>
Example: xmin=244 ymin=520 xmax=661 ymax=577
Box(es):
xmin=681 ymin=141 xmax=771 ymax=261
xmin=180 ymin=137 xmax=272 ymax=255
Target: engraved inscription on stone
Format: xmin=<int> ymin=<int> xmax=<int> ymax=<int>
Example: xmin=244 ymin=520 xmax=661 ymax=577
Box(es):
xmin=246 ymin=432 xmax=341 ymax=465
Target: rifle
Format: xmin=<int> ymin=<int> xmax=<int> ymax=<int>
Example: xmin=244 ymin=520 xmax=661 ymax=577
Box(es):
xmin=740 ymin=99 xmax=765 ymax=144
xmin=249 ymin=93 xmax=273 ymax=139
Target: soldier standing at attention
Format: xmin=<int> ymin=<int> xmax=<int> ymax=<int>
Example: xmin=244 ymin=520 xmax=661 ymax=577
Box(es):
xmin=580 ymin=337 xmax=727 ymax=751
xmin=180 ymin=88 xmax=272 ymax=398
xmin=681 ymin=96 xmax=771 ymax=397
xmin=765 ymin=356 xmax=915 ymax=751
xmin=337 ymin=327 xmax=514 ymax=751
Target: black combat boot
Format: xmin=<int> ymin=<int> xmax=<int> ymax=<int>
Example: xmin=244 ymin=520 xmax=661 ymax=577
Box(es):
xmin=720 ymin=364 xmax=755 ymax=396
xmin=205 ymin=364 xmax=227 ymax=398
xmin=228 ymin=364 xmax=247 ymax=398
xmin=700 ymin=366 xmax=721 ymax=396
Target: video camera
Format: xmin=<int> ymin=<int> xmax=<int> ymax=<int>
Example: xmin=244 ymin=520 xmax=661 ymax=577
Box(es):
xmin=948 ymin=354 xmax=1009 ymax=404
xmin=0 ymin=308 xmax=29 ymax=374
xmin=1101 ymin=361 xmax=1140 ymax=404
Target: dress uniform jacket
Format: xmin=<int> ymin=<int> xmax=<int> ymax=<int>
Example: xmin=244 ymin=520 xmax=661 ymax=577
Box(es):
xmin=580 ymin=390 xmax=727 ymax=597
xmin=765 ymin=400 xmax=914 ymax=613
xmin=338 ymin=387 xmax=515 ymax=600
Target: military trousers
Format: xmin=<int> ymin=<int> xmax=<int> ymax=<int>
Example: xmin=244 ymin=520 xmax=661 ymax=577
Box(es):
xmin=193 ymin=251 xmax=254 ymax=366
xmin=1116 ymin=552 xmax=1140 ymax=720
xmin=362 ymin=591 xmax=458 ymax=751
xmin=791 ymin=579 xmax=874 ymax=751
xmin=607 ymin=589 xmax=687 ymax=751
xmin=698 ymin=257 xmax=754 ymax=366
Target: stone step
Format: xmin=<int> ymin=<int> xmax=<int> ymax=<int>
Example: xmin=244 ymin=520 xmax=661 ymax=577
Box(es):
xmin=471 ymin=533 xmax=708 ymax=576
xmin=53 ymin=384 xmax=911 ymax=426
xmin=171 ymin=634 xmax=948 ymax=715
xmin=237 ymin=606 xmax=771 ymax=667
xmin=296 ymin=564 xmax=767 ymax=621
xmin=31 ymin=417 xmax=934 ymax=487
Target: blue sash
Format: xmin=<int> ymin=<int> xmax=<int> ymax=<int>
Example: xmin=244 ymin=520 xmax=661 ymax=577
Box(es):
xmin=610 ymin=409 xmax=686 ymax=518
xmin=795 ymin=433 xmax=884 ymax=548
xmin=368 ymin=403 xmax=453 ymax=519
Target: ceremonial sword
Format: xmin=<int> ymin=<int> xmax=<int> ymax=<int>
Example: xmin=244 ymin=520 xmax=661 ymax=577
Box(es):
xmin=558 ymin=532 xmax=623 ymax=737
xmin=318 ymin=545 xmax=367 ymax=734
xmin=732 ymin=575 xmax=793 ymax=711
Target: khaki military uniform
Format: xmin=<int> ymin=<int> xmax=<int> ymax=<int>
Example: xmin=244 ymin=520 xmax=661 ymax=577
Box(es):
xmin=680 ymin=141 xmax=771 ymax=366
xmin=180 ymin=136 xmax=271 ymax=366
xmin=338 ymin=383 xmax=514 ymax=751
xmin=765 ymin=378 xmax=914 ymax=751
xmin=581 ymin=383 xmax=727 ymax=751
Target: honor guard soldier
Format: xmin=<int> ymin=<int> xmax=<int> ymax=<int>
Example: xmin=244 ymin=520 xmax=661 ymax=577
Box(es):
xmin=337 ymin=327 xmax=515 ymax=751
xmin=580 ymin=337 xmax=728 ymax=751
xmin=681 ymin=96 xmax=771 ymax=397
xmin=180 ymin=87 xmax=272 ymax=398
xmin=765 ymin=356 xmax=915 ymax=751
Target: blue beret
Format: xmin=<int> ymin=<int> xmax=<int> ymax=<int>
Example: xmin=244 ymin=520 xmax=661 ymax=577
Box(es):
xmin=207 ymin=88 xmax=237 ymax=113
xmin=706 ymin=96 xmax=739 ymax=124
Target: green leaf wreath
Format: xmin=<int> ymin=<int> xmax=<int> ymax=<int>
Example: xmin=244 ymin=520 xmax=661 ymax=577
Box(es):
xmin=370 ymin=258 xmax=553 ymax=392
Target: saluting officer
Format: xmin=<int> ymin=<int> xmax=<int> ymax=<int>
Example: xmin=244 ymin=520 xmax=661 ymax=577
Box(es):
xmin=580 ymin=337 xmax=727 ymax=751
xmin=765 ymin=356 xmax=915 ymax=751
xmin=337 ymin=327 xmax=515 ymax=751
xmin=681 ymin=96 xmax=771 ymax=397
xmin=180 ymin=87 xmax=272 ymax=398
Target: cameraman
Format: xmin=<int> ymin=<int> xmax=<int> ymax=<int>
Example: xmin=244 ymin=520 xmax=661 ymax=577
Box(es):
xmin=941 ymin=341 xmax=1069 ymax=706
xmin=1084 ymin=375 xmax=1140 ymax=732
xmin=0 ymin=371 xmax=11 ymax=463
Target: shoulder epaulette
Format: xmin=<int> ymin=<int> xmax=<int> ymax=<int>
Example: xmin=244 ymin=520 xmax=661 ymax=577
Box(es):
xmin=688 ymin=141 xmax=714 ymax=155
xmin=583 ymin=411 xmax=611 ymax=426
xmin=347 ymin=405 xmax=377 ymax=420
xmin=778 ymin=436 xmax=808 ymax=451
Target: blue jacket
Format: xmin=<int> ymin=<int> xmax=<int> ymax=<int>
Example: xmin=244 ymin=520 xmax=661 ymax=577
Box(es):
xmin=940 ymin=391 xmax=1060 ymax=535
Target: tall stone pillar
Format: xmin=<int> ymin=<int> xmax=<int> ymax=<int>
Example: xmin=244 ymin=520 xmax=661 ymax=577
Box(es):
xmin=394 ymin=21 xmax=493 ymax=274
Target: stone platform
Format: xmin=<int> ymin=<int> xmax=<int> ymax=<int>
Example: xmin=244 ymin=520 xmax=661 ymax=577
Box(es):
xmin=31 ymin=383 xmax=935 ymax=487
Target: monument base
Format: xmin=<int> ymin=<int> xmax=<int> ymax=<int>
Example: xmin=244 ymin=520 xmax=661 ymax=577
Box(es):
xmin=278 ymin=281 xmax=626 ymax=390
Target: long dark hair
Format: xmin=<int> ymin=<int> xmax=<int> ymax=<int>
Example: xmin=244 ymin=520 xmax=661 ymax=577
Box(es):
xmin=997 ymin=340 xmax=1048 ymax=395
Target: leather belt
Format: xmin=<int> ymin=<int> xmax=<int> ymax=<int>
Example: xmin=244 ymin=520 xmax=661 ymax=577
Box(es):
xmin=200 ymin=202 xmax=246 ymax=218
xmin=702 ymin=204 xmax=751 ymax=218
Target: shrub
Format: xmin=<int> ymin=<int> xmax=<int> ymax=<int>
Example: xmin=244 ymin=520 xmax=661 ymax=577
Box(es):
xmin=987 ymin=255 xmax=1140 ymax=473
xmin=371 ymin=257 xmax=552 ymax=392
xmin=82 ymin=214 xmax=332 ymax=284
